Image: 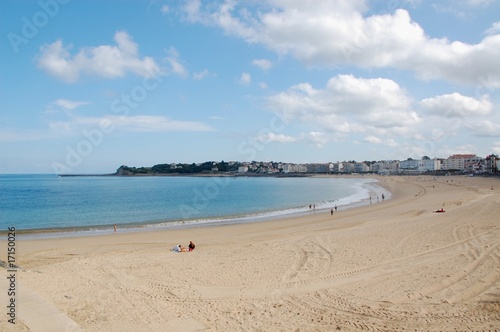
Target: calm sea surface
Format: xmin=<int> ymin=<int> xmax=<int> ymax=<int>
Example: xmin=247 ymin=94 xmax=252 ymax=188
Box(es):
xmin=0 ymin=174 xmax=388 ymax=232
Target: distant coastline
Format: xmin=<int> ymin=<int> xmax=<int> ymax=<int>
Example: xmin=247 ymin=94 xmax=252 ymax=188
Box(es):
xmin=58 ymin=172 xmax=313 ymax=178
xmin=57 ymin=155 xmax=499 ymax=177
xmin=58 ymin=163 xmax=320 ymax=177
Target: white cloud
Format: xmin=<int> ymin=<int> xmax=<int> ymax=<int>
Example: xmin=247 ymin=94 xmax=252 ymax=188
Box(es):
xmin=258 ymin=82 xmax=268 ymax=89
xmin=485 ymin=21 xmax=500 ymax=35
xmin=37 ymin=31 xmax=161 ymax=83
xmin=165 ymin=47 xmax=188 ymax=78
xmin=0 ymin=129 xmax=53 ymax=142
xmin=385 ymin=138 xmax=399 ymax=147
xmin=183 ymin=1 xmax=500 ymax=87
xmin=258 ymin=132 xmax=298 ymax=143
xmin=466 ymin=0 xmax=494 ymax=6
xmin=266 ymin=74 xmax=417 ymax=133
xmin=106 ymin=115 xmax=213 ymax=132
xmin=363 ymin=136 xmax=400 ymax=147
xmin=420 ymin=93 xmax=492 ymax=117
xmin=52 ymin=99 xmax=90 ymax=110
xmin=252 ymin=59 xmax=273 ymax=71
xmin=264 ymin=74 xmax=426 ymax=148
xmin=453 ymin=144 xmax=478 ymax=154
xmin=256 ymin=131 xmax=329 ymax=147
xmin=161 ymin=5 xmax=170 ymax=13
xmin=0 ymin=115 xmax=214 ymax=143
xmin=363 ymin=135 xmax=382 ymax=144
xmin=301 ymin=132 xmax=329 ymax=147
xmin=403 ymin=0 xmax=423 ymax=8
xmin=193 ymin=69 xmax=209 ymax=80
xmin=51 ymin=115 xmax=214 ymax=133
xmin=466 ymin=120 xmax=500 ymax=137
xmin=431 ymin=3 xmax=466 ymax=18
xmin=433 ymin=0 xmax=495 ymax=18
xmin=239 ymin=72 xmax=251 ymax=85
xmin=492 ymin=141 xmax=500 ymax=154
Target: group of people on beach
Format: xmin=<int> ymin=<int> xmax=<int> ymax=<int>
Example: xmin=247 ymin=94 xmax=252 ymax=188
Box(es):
xmin=172 ymin=241 xmax=195 ymax=253
xmin=311 ymin=204 xmax=338 ymax=215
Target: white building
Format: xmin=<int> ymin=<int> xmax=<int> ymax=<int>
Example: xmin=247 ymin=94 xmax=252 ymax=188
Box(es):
xmin=443 ymin=154 xmax=482 ymax=171
xmin=373 ymin=160 xmax=399 ymax=174
xmin=485 ymin=155 xmax=500 ymax=173
xmin=282 ymin=164 xmax=307 ymax=173
xmin=354 ymin=162 xmax=370 ymax=173
xmin=342 ymin=163 xmax=355 ymax=173
xmin=332 ymin=162 xmax=344 ymax=173
xmin=306 ymin=163 xmax=329 ymax=173
xmin=418 ymin=158 xmax=442 ymax=172
xmin=399 ymin=159 xmax=419 ymax=172
xmin=282 ymin=164 xmax=294 ymax=173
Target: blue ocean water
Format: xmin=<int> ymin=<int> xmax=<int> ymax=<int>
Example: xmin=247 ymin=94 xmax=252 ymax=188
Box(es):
xmin=0 ymin=174 xmax=388 ymax=232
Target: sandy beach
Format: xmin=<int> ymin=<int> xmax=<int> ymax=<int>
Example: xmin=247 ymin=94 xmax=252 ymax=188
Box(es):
xmin=2 ymin=175 xmax=499 ymax=331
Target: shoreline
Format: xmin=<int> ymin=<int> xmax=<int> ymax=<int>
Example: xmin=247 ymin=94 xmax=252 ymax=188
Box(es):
xmin=8 ymin=176 xmax=391 ymax=240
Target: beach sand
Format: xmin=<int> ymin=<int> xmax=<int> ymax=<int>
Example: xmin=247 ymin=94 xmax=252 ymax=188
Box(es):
xmin=1 ymin=175 xmax=499 ymax=331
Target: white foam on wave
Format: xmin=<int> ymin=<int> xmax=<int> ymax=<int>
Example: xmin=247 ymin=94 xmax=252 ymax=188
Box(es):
xmin=20 ymin=178 xmax=391 ymax=238
xmin=146 ymin=178 xmax=389 ymax=230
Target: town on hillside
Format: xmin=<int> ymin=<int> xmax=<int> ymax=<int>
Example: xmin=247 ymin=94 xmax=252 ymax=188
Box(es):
xmin=116 ymin=154 xmax=499 ymax=176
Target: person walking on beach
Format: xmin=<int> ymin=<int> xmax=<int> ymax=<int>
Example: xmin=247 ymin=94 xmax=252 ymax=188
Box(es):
xmin=330 ymin=208 xmax=333 ymax=215
xmin=114 ymin=224 xmax=117 ymax=233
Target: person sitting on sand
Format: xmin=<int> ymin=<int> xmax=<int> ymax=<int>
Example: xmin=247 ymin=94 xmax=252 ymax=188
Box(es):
xmin=172 ymin=244 xmax=182 ymax=252
xmin=188 ymin=241 xmax=195 ymax=251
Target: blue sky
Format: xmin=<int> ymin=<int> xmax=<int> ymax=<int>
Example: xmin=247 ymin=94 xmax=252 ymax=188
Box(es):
xmin=1 ymin=0 xmax=499 ymax=174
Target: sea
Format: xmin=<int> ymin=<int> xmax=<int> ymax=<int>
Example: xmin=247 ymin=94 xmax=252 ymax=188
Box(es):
xmin=0 ymin=174 xmax=390 ymax=237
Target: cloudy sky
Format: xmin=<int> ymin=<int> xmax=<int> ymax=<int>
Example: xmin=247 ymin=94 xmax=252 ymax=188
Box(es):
xmin=1 ymin=0 xmax=499 ymax=173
